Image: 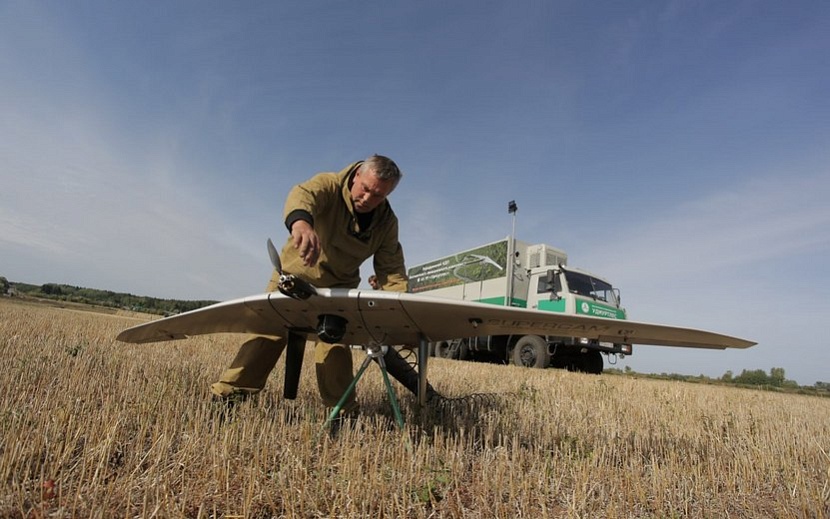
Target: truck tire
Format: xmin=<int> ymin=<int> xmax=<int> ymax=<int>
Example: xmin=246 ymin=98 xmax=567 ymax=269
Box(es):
xmin=435 ymin=339 xmax=468 ymax=360
xmin=582 ymin=350 xmax=604 ymax=374
xmin=512 ymin=335 xmax=550 ymax=368
xmin=456 ymin=339 xmax=469 ymax=360
xmin=434 ymin=341 xmax=454 ymax=359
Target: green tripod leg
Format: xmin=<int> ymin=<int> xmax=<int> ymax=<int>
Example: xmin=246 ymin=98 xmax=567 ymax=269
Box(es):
xmin=377 ymin=352 xmax=405 ymax=429
xmin=319 ymin=344 xmax=405 ymax=440
xmin=322 ymin=353 xmax=373 ymax=430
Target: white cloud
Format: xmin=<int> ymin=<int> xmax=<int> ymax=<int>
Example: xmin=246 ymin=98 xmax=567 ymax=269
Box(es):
xmin=572 ymin=168 xmax=830 ymax=384
xmin=589 ymin=170 xmax=830 ymax=285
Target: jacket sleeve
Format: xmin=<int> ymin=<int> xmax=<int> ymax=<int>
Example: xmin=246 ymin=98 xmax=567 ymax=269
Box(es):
xmin=283 ymin=173 xmax=339 ymax=229
xmin=373 ymin=217 xmax=409 ymax=293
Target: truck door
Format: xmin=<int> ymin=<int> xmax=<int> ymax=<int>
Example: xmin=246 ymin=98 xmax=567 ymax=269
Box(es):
xmin=529 ymin=270 xmax=567 ymax=313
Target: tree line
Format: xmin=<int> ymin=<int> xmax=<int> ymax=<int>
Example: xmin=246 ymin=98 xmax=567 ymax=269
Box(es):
xmin=607 ymin=365 xmax=828 ymax=395
xmin=1 ymin=277 xmax=216 ymax=316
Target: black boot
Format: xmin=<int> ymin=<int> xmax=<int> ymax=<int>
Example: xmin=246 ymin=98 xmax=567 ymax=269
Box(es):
xmin=379 ymin=347 xmax=442 ymax=403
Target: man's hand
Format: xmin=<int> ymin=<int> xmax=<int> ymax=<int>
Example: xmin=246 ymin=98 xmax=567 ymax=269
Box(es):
xmin=290 ymin=220 xmax=321 ymax=267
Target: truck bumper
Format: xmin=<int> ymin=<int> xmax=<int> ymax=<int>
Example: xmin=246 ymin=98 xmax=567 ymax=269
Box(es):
xmin=554 ymin=337 xmax=633 ymax=356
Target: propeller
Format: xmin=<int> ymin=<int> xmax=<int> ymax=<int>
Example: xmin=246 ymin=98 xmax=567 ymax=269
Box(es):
xmin=266 ymin=238 xmax=317 ymax=300
xmin=267 ymin=238 xmax=283 ymax=274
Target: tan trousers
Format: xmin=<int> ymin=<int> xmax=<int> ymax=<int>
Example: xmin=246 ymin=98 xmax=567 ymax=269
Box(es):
xmin=210 ymin=336 xmax=358 ymax=413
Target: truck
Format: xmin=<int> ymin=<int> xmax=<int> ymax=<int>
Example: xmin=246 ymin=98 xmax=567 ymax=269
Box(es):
xmin=407 ymin=237 xmax=632 ymax=373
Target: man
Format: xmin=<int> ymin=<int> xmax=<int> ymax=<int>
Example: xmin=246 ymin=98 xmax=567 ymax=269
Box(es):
xmin=368 ymin=274 xmax=380 ymax=290
xmin=211 ymin=155 xmax=437 ymax=414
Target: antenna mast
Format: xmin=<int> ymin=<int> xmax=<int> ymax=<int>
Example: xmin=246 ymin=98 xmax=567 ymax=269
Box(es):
xmin=506 ymin=200 xmax=518 ymax=307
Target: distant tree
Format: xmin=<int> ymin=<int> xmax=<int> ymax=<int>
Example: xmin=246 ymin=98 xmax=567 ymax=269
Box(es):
xmin=41 ymin=283 xmax=63 ymax=295
xmin=769 ymin=367 xmax=786 ymax=387
xmin=734 ymin=369 xmax=770 ymax=386
xmin=721 ymin=370 xmax=734 ymax=383
xmin=0 ymin=276 xmax=9 ymax=294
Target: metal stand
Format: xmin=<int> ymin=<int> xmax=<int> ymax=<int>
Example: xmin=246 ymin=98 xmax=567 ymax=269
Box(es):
xmin=322 ymin=343 xmax=405 ymax=432
xmin=283 ymin=331 xmax=306 ymax=400
xmin=417 ymin=335 xmax=429 ymax=407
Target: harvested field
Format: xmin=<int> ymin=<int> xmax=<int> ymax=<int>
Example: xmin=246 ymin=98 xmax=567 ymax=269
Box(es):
xmin=1 ymin=298 xmax=828 ymax=517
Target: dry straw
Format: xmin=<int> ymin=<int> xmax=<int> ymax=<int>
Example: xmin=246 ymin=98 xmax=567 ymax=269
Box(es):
xmin=1 ymin=298 xmax=828 ymax=517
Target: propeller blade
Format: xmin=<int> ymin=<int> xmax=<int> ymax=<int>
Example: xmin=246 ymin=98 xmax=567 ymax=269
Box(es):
xmin=267 ymin=238 xmax=282 ymax=274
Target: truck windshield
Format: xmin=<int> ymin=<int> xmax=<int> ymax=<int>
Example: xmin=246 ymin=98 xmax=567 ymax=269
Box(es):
xmin=564 ymin=270 xmax=619 ymax=306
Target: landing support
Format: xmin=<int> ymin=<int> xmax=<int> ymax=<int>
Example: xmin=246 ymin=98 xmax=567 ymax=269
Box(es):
xmin=418 ymin=335 xmax=429 ymax=407
xmin=323 ymin=342 xmax=405 ymax=432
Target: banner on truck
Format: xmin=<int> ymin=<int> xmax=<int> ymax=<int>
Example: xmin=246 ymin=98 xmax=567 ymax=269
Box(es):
xmin=408 ymin=240 xmax=509 ymax=293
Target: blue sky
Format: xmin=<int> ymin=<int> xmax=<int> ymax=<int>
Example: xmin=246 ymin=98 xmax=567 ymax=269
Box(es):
xmin=2 ymin=1 xmax=829 ymax=385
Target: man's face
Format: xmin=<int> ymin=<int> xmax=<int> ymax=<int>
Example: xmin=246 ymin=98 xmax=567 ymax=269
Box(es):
xmin=350 ymin=167 xmax=396 ymax=214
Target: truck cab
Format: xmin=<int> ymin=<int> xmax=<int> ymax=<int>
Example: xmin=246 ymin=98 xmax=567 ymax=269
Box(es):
xmin=521 ymin=265 xmax=632 ymax=372
xmin=528 ymin=266 xmax=625 ymax=319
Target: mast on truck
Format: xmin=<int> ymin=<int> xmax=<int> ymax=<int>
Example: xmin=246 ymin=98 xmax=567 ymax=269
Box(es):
xmin=506 ymin=200 xmax=518 ymax=307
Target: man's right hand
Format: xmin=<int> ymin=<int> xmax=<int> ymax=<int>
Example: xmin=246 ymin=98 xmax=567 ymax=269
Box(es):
xmin=290 ymin=220 xmax=321 ymax=267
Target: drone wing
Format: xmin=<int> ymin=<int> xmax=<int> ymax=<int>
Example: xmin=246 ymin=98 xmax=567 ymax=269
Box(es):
xmin=117 ymin=289 xmax=754 ymax=350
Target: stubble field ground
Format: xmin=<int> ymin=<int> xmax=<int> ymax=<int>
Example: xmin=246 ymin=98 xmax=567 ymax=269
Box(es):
xmin=1 ymin=297 xmax=828 ymax=518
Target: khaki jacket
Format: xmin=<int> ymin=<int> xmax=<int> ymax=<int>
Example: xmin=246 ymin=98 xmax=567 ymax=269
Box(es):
xmin=269 ymin=162 xmax=409 ymax=292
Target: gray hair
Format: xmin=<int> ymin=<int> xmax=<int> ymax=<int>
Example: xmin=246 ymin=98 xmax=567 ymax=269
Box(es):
xmin=360 ymin=154 xmax=402 ymax=184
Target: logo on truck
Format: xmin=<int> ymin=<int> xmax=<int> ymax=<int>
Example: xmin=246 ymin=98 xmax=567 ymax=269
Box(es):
xmin=408 ymin=240 xmax=509 ymax=293
xmin=578 ymin=301 xmax=625 ymax=319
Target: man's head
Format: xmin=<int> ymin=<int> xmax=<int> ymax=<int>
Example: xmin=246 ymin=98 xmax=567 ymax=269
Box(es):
xmin=350 ymin=154 xmax=402 ymax=214
xmin=368 ymin=274 xmax=380 ymax=290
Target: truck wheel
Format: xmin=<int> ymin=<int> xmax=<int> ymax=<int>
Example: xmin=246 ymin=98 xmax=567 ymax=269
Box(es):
xmin=435 ymin=339 xmax=469 ymax=360
xmin=512 ymin=335 xmax=550 ymax=368
xmin=434 ymin=341 xmax=455 ymax=359
xmin=582 ymin=351 xmax=603 ymax=374
xmin=455 ymin=339 xmax=469 ymax=360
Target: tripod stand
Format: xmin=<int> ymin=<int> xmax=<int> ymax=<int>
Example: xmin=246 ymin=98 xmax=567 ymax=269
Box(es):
xmin=322 ymin=342 xmax=405 ymax=431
